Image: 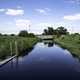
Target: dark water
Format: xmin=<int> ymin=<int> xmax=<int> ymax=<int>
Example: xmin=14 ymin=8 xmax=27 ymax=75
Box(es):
xmin=0 ymin=40 xmax=80 ymax=80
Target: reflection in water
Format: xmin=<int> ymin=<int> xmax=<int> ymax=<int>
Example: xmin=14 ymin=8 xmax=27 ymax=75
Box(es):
xmin=7 ymin=57 xmax=21 ymax=69
xmin=15 ymin=57 xmax=19 ymax=69
xmin=19 ymin=47 xmax=34 ymax=57
xmin=0 ymin=57 xmax=19 ymax=69
xmin=0 ymin=46 xmax=33 ymax=68
xmin=10 ymin=59 xmax=13 ymax=68
xmin=43 ymin=40 xmax=54 ymax=47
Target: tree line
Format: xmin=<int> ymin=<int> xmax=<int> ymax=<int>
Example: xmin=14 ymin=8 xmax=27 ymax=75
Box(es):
xmin=0 ymin=30 xmax=35 ymax=37
xmin=0 ymin=26 xmax=80 ymax=37
xmin=42 ymin=26 xmax=69 ymax=36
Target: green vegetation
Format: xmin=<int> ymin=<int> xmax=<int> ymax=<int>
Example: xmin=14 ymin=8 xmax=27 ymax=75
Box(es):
xmin=42 ymin=26 xmax=80 ymax=57
xmin=54 ymin=34 xmax=80 ymax=57
xmin=18 ymin=30 xmax=35 ymax=37
xmin=42 ymin=26 xmax=68 ymax=36
xmin=0 ymin=26 xmax=80 ymax=61
xmin=0 ymin=36 xmax=38 ymax=60
xmin=0 ymin=30 xmax=38 ymax=61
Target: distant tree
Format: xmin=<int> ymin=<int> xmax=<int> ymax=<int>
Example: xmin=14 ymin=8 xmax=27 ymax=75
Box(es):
xmin=10 ymin=34 xmax=15 ymax=36
xmin=42 ymin=26 xmax=68 ymax=36
xmin=56 ymin=26 xmax=68 ymax=35
xmin=47 ymin=27 xmax=54 ymax=35
xmin=43 ymin=29 xmax=48 ymax=35
xmin=28 ymin=33 xmax=35 ymax=37
xmin=43 ymin=27 xmax=55 ymax=35
xmin=4 ymin=34 xmax=8 ymax=36
xmin=74 ymin=33 xmax=80 ymax=36
xmin=0 ymin=33 xmax=2 ymax=36
xmin=18 ymin=30 xmax=28 ymax=37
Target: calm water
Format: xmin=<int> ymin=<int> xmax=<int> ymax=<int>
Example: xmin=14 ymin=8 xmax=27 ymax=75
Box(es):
xmin=0 ymin=40 xmax=80 ymax=79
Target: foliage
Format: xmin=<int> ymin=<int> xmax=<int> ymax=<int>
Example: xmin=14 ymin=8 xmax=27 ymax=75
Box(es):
xmin=56 ymin=26 xmax=67 ymax=35
xmin=0 ymin=33 xmax=2 ymax=36
xmin=18 ymin=30 xmax=35 ymax=37
xmin=10 ymin=34 xmax=15 ymax=36
xmin=55 ymin=34 xmax=80 ymax=57
xmin=43 ymin=29 xmax=48 ymax=35
xmin=18 ymin=30 xmax=28 ymax=37
xmin=47 ymin=27 xmax=54 ymax=35
xmin=0 ymin=36 xmax=38 ymax=61
xmin=28 ymin=33 xmax=35 ymax=37
xmin=42 ymin=26 xmax=68 ymax=36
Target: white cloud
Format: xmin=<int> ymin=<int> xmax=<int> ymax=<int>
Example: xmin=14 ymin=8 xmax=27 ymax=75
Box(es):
xmin=5 ymin=9 xmax=24 ymax=16
xmin=65 ymin=0 xmax=80 ymax=4
xmin=65 ymin=0 xmax=75 ymax=3
xmin=0 ymin=8 xmax=24 ymax=16
xmin=64 ymin=14 xmax=80 ymax=20
xmin=15 ymin=19 xmax=31 ymax=30
xmin=35 ymin=8 xmax=51 ymax=15
xmin=0 ymin=9 xmax=5 ymax=12
xmin=35 ymin=9 xmax=47 ymax=15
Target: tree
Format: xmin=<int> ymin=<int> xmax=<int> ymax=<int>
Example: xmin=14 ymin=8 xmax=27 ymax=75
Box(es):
xmin=28 ymin=33 xmax=35 ymax=37
xmin=43 ymin=27 xmax=54 ymax=35
xmin=18 ymin=30 xmax=28 ymax=37
xmin=4 ymin=34 xmax=8 ymax=36
xmin=74 ymin=33 xmax=80 ymax=36
xmin=48 ymin=27 xmax=54 ymax=35
xmin=42 ymin=26 xmax=68 ymax=36
xmin=10 ymin=34 xmax=15 ymax=36
xmin=0 ymin=33 xmax=2 ymax=36
xmin=43 ymin=29 xmax=48 ymax=35
xmin=56 ymin=26 xmax=67 ymax=35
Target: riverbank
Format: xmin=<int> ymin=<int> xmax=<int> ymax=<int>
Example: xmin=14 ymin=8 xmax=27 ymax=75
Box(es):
xmin=54 ymin=35 xmax=80 ymax=57
xmin=0 ymin=36 xmax=38 ymax=61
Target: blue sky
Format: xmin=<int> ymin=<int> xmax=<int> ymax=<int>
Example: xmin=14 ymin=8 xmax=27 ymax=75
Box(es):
xmin=0 ymin=0 xmax=80 ymax=34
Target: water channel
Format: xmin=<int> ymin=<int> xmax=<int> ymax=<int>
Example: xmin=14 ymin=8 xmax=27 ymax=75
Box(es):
xmin=0 ymin=40 xmax=80 ymax=79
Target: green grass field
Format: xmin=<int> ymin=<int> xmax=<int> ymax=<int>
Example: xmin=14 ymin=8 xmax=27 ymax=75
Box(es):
xmin=0 ymin=36 xmax=38 ymax=61
xmin=54 ymin=35 xmax=80 ymax=57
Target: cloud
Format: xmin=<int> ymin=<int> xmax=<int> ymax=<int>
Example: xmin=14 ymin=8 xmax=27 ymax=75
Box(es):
xmin=15 ymin=19 xmax=31 ymax=29
xmin=0 ymin=8 xmax=24 ymax=16
xmin=35 ymin=9 xmax=47 ymax=15
xmin=64 ymin=14 xmax=80 ymax=20
xmin=0 ymin=9 xmax=5 ymax=12
xmin=35 ymin=8 xmax=51 ymax=15
xmin=5 ymin=9 xmax=24 ymax=16
xmin=65 ymin=0 xmax=80 ymax=4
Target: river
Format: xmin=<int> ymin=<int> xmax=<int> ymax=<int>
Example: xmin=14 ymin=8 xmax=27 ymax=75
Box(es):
xmin=0 ymin=40 xmax=80 ymax=79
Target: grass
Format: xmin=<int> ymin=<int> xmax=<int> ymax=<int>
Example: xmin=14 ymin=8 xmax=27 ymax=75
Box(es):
xmin=0 ymin=36 xmax=38 ymax=61
xmin=54 ymin=35 xmax=80 ymax=57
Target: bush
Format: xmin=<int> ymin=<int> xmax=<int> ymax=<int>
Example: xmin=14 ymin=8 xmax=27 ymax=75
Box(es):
xmin=18 ymin=30 xmax=28 ymax=37
xmin=10 ymin=34 xmax=15 ymax=36
xmin=28 ymin=33 xmax=35 ymax=37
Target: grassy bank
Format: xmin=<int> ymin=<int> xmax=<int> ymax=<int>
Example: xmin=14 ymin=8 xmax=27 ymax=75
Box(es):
xmin=0 ymin=36 xmax=38 ymax=60
xmin=54 ymin=35 xmax=80 ymax=57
